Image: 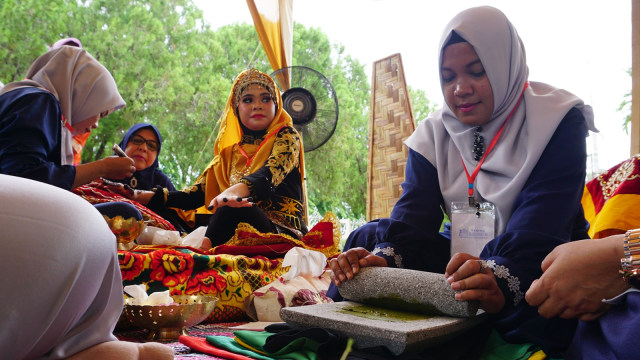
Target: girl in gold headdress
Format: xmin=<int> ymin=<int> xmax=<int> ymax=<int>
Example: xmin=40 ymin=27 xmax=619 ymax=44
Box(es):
xmin=133 ymin=69 xmax=307 ymax=249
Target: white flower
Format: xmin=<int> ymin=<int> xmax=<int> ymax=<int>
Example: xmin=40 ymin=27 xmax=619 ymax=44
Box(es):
xmin=372 ymin=246 xmax=404 ymax=268
xmin=485 ymin=260 xmax=523 ymax=306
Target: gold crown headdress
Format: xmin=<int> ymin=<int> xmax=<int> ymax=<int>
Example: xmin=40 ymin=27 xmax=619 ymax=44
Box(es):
xmin=232 ymin=69 xmax=278 ymax=110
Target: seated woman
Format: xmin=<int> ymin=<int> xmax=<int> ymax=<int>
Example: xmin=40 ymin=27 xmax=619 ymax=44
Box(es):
xmin=109 ymin=123 xmax=176 ymax=191
xmin=0 ymin=46 xmax=140 ymax=219
xmin=132 ymin=69 xmax=307 ymax=249
xmin=328 ymin=6 xmax=596 ymax=357
xmin=0 ymin=174 xmax=173 ymax=360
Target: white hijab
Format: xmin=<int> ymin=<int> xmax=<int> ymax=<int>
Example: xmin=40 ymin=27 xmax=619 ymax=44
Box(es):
xmin=405 ymin=6 xmax=596 ymax=234
xmin=0 ymin=47 xmax=125 ymax=165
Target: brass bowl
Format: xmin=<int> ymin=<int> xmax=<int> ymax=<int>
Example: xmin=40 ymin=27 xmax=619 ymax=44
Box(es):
xmin=123 ymin=295 xmax=218 ymax=341
xmin=103 ymin=215 xmax=146 ymax=250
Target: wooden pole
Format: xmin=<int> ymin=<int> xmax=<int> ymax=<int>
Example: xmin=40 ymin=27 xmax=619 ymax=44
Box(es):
xmin=631 ymin=0 xmax=640 ymax=155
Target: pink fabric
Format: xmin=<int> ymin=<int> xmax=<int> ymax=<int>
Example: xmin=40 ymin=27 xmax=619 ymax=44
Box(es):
xmin=51 ymin=37 xmax=82 ymax=49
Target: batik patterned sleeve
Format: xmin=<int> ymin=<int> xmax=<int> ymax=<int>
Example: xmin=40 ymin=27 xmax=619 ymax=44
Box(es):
xmin=241 ymin=126 xmax=301 ymax=201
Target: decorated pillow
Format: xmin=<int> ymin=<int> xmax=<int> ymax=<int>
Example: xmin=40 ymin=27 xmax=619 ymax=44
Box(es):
xmin=244 ymin=272 xmax=333 ymax=322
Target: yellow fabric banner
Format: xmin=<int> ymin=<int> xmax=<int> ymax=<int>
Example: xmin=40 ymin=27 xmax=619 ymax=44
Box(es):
xmin=246 ymin=0 xmax=293 ymax=89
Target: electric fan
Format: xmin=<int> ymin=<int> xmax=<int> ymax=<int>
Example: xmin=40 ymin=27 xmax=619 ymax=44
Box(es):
xmin=270 ymin=66 xmax=339 ymax=152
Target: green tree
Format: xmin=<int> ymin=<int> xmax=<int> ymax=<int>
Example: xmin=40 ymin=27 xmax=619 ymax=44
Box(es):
xmin=409 ymin=86 xmax=438 ymax=124
xmin=0 ymin=0 xmax=432 ymax=221
xmin=0 ymin=0 xmax=77 ymax=79
xmin=620 ymin=68 xmax=632 ymax=134
xmin=289 ymin=25 xmax=370 ymax=219
xmin=70 ymin=0 xmax=231 ymax=187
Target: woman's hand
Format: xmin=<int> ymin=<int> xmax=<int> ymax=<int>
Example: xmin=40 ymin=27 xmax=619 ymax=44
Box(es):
xmin=208 ymin=183 xmax=253 ymax=210
xmin=328 ymin=247 xmax=388 ymax=287
xmin=525 ymin=236 xmax=628 ymax=321
xmin=445 ymin=252 xmax=505 ymax=314
xmin=73 ymin=156 xmax=135 ymax=189
xmin=100 ymin=178 xmax=135 ymax=198
xmin=99 ymin=156 xmax=136 ymax=180
xmin=131 ymin=190 xmax=154 ymax=205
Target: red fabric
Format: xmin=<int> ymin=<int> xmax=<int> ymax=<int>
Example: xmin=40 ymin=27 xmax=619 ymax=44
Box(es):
xmin=179 ymin=336 xmax=255 ymax=360
xmin=212 ymin=243 xmax=294 ymax=258
xmin=585 ymin=155 xmax=640 ymax=214
xmin=73 ymin=179 xmax=175 ymax=230
xmin=119 ymin=244 xmax=211 ymax=255
xmin=301 ymin=221 xmax=335 ymax=249
xmin=225 ymin=218 xmax=340 ymax=259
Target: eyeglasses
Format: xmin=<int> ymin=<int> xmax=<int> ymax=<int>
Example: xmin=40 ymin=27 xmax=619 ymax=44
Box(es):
xmin=129 ymin=135 xmax=159 ymax=151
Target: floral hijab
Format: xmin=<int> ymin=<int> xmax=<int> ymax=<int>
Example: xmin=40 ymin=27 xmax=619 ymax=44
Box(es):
xmin=0 ymin=47 xmax=125 ymax=165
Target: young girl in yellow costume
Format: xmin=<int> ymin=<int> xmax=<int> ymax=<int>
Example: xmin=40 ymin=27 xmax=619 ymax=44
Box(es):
xmin=135 ymin=69 xmax=307 ymax=249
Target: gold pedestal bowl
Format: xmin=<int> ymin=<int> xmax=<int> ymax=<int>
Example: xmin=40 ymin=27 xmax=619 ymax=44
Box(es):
xmin=123 ymin=295 xmax=218 ymax=341
xmin=103 ymin=215 xmax=146 ymax=250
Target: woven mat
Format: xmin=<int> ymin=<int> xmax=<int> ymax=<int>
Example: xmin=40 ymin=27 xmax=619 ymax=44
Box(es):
xmin=115 ymin=322 xmax=244 ymax=359
xmin=367 ymin=53 xmax=416 ymax=221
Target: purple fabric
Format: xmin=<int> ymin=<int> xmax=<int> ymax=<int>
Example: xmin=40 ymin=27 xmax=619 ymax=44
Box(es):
xmin=565 ymin=291 xmax=640 ymax=359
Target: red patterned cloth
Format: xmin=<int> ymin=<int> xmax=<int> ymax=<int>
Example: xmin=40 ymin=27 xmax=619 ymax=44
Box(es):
xmin=73 ymin=179 xmax=175 ymax=230
xmin=222 ymin=212 xmax=341 ymax=259
xmin=212 ymin=243 xmax=294 ymax=258
xmin=118 ymin=212 xmax=342 ymax=322
xmin=119 ymin=247 xmax=284 ymax=322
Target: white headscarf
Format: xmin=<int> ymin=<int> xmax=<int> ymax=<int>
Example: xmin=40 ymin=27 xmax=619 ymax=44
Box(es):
xmin=405 ymin=6 xmax=596 ymax=234
xmin=0 ymin=47 xmax=125 ymax=165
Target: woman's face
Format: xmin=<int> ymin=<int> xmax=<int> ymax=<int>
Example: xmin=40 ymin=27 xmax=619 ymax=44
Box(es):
xmin=237 ymin=84 xmax=276 ymax=131
xmin=71 ymin=109 xmax=110 ymax=136
xmin=124 ymin=128 xmax=159 ymax=171
xmin=441 ymin=42 xmax=494 ymax=127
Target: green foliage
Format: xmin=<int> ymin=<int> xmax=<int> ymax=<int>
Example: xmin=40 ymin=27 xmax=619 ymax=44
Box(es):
xmin=409 ymin=86 xmax=438 ymax=124
xmin=292 ymin=25 xmax=370 ymax=219
xmin=0 ymin=0 xmax=434 ymax=221
xmin=620 ymin=68 xmax=632 ymax=134
xmin=0 ymin=0 xmax=74 ymax=79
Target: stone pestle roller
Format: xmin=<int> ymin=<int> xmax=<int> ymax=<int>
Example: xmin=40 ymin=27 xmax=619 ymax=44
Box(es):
xmin=338 ymin=267 xmax=479 ymax=318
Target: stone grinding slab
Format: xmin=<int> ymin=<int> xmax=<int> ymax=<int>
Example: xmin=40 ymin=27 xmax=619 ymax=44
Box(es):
xmin=338 ymin=267 xmax=479 ymax=317
xmin=280 ymin=301 xmax=486 ymax=355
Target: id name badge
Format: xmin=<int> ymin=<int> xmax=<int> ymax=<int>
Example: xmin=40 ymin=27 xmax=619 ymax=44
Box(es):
xmin=450 ymin=201 xmax=495 ymax=257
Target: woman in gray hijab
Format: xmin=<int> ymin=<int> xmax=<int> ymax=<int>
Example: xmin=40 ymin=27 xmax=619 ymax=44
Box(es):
xmin=0 ymin=46 xmax=134 ymax=189
xmin=0 ymin=48 xmax=173 ymax=359
xmin=329 ymin=6 xmax=596 ymax=357
xmin=0 ymin=46 xmax=143 ymax=219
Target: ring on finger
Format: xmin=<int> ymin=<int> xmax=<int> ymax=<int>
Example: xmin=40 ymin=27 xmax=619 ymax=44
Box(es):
xmin=476 ymin=259 xmax=488 ymax=273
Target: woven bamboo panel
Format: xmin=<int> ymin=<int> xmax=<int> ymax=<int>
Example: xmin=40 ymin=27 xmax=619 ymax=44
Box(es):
xmin=366 ymin=53 xmax=416 ymax=221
